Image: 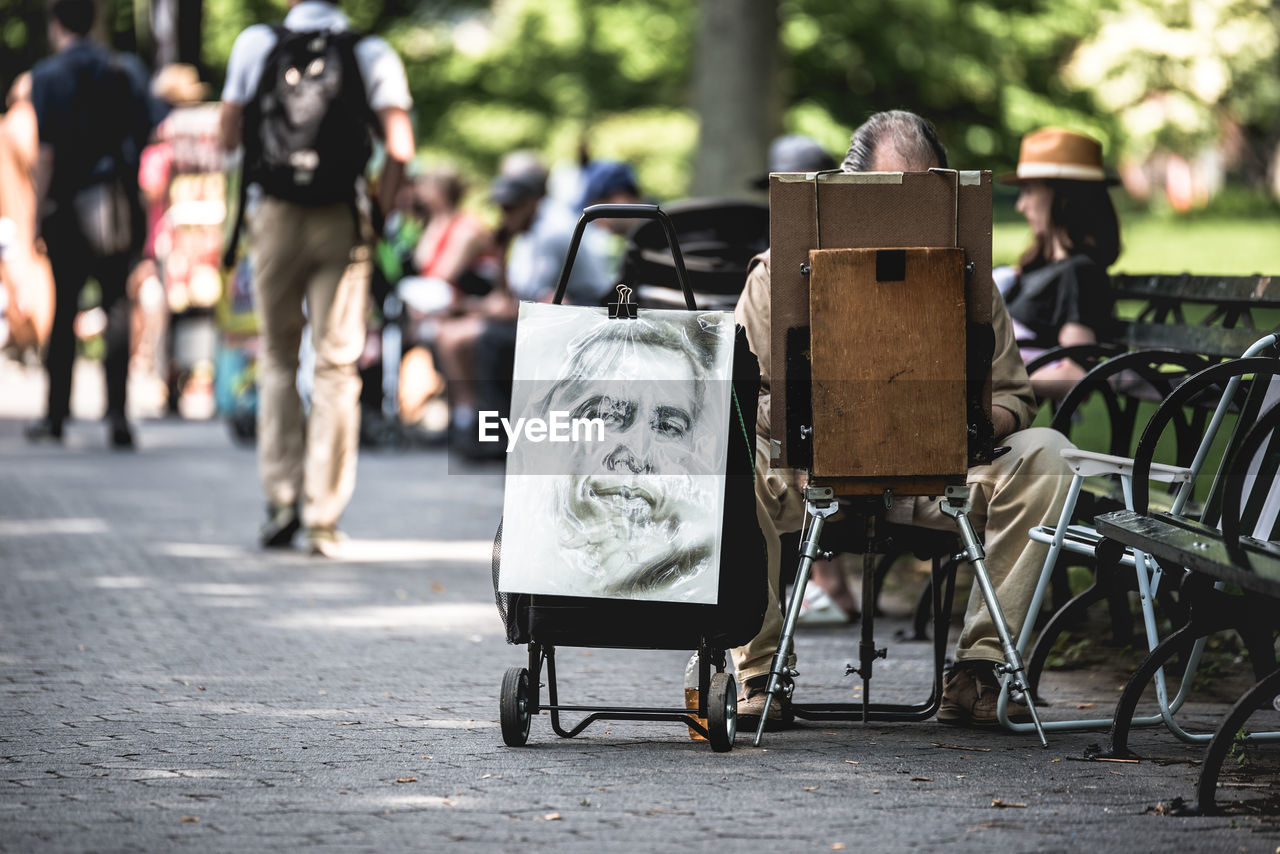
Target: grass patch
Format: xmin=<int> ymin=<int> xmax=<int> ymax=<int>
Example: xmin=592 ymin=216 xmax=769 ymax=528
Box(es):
xmin=993 ymin=215 xmax=1280 ymax=274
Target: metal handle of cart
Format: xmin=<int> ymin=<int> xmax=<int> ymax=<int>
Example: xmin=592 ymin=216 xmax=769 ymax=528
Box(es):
xmin=551 ymin=204 xmax=699 ymax=310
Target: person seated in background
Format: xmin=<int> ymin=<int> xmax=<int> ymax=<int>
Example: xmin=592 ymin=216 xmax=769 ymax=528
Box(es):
xmin=571 ymin=159 xmax=645 ymax=295
xmin=438 ymin=153 xmax=645 ymax=456
xmin=751 ymin=134 xmax=835 ymax=191
xmin=396 ymin=166 xmax=498 ymax=430
xmin=412 ymin=166 xmax=495 ymax=295
xmin=432 ymin=158 xmax=542 ymax=452
xmin=995 ymin=128 xmax=1121 ymax=403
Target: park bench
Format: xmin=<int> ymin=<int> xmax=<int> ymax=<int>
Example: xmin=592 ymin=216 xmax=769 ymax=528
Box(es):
xmin=999 ymin=350 xmax=1278 ymax=741
xmin=888 ymin=273 xmax=1280 ymax=645
xmin=1091 ymin=388 xmax=1280 ymax=815
xmin=1014 ymin=274 xmax=1280 ymax=662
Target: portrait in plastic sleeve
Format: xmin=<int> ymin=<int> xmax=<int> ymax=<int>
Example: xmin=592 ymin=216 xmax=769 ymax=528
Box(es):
xmin=498 ymin=302 xmax=734 ymax=604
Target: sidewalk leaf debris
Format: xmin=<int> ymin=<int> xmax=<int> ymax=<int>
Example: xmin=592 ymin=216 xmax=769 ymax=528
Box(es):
xmin=394 ymin=777 xmax=417 ymax=784
xmin=991 ymin=799 xmax=1028 ymax=808
xmin=932 ymin=742 xmax=991 ymax=752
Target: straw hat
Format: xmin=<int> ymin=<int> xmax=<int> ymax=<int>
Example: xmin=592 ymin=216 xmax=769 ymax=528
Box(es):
xmin=1000 ymin=127 xmax=1116 ymax=185
xmin=152 ymin=63 xmax=209 ymax=106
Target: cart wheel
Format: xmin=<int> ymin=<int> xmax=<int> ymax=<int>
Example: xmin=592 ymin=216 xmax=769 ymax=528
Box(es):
xmin=500 ymin=667 xmax=532 ymax=746
xmin=707 ymin=673 xmax=737 ymax=752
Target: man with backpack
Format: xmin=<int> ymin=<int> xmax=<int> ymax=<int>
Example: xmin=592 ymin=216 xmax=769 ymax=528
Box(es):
xmin=26 ymin=0 xmax=156 ymax=449
xmin=219 ymin=0 xmax=414 ymax=556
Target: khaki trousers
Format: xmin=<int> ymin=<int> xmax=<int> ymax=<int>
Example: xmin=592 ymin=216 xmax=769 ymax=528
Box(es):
xmin=731 ymin=426 xmax=1074 ymax=684
xmin=250 ymin=198 xmax=370 ymax=529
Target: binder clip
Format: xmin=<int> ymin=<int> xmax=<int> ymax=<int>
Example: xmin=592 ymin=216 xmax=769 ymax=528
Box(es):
xmin=608 ymin=284 xmax=638 ymax=319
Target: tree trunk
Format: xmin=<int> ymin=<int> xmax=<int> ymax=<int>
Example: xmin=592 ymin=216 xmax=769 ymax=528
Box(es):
xmin=691 ymin=0 xmax=781 ymax=199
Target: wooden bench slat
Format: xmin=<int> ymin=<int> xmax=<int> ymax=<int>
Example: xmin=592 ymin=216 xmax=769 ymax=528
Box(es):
xmin=1112 ymin=274 xmax=1279 ymax=307
xmin=1122 ymin=322 xmax=1273 ymax=360
xmin=1095 ymin=508 xmax=1280 ymax=597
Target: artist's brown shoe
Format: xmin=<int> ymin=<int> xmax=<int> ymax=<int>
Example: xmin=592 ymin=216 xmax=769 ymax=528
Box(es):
xmin=938 ymin=661 xmax=1031 ymax=726
xmin=737 ymin=676 xmax=791 ymax=731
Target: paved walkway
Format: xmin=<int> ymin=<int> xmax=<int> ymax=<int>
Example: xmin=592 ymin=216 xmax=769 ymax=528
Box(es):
xmin=1 ymin=378 xmax=1278 ymax=851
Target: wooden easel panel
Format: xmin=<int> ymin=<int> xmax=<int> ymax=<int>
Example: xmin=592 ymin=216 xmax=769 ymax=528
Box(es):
xmin=815 ymin=476 xmax=954 ymax=497
xmin=809 ymin=247 xmax=968 ymax=481
xmin=768 ymin=171 xmax=993 ymax=468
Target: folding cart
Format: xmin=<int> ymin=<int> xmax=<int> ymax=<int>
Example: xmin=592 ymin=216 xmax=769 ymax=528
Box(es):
xmin=493 ymin=205 xmax=768 ymax=752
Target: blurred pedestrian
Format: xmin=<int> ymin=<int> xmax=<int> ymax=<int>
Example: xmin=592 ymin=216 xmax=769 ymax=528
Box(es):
xmin=751 ymin=133 xmax=836 ymax=190
xmin=219 ymin=0 xmax=414 ymax=555
xmin=25 ymin=0 xmax=155 ymax=448
xmin=397 ymin=166 xmax=496 ymax=428
xmin=0 ymin=73 xmax=55 ymax=358
xmin=997 ymin=128 xmax=1121 ymax=403
xmin=131 ymin=64 xmax=210 ymax=399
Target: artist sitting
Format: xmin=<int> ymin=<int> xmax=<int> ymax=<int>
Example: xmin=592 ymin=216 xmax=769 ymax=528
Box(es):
xmin=733 ymin=110 xmax=1075 ymax=729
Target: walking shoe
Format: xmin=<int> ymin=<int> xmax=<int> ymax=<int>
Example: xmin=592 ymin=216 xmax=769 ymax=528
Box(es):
xmin=937 ymin=661 xmax=1031 ymax=726
xmin=25 ymin=417 xmax=64 ymax=443
xmin=108 ymin=415 xmax=134 ymax=450
xmin=306 ymin=525 xmax=347 ymax=558
xmin=260 ymin=503 xmax=301 ymax=549
xmin=736 ymin=675 xmax=791 ymax=731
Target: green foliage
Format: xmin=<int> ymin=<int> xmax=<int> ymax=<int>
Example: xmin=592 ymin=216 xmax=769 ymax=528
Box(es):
xmin=1045 ymin=635 xmax=1094 ymax=670
xmin=777 ymin=0 xmax=1115 ymax=174
xmin=8 ymin=0 xmax=1277 ymax=206
xmin=1064 ymin=0 xmax=1280 ymax=166
xmin=379 ymin=0 xmax=698 ymax=200
xmin=1229 ymin=727 xmax=1251 ymax=768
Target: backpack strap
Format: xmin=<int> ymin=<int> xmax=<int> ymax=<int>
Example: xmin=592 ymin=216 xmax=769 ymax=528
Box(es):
xmin=222 ymin=24 xmax=289 ymax=270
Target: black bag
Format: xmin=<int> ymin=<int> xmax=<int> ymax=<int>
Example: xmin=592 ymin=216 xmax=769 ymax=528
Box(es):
xmin=71 ymin=179 xmax=136 ymax=258
xmin=244 ymin=26 xmax=375 ymax=205
xmin=64 ymin=56 xmax=147 ymax=259
xmin=223 ymin=26 xmax=376 ymax=267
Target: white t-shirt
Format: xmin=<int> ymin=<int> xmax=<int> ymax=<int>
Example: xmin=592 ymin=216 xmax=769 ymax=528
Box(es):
xmin=221 ymin=1 xmax=411 ymax=112
xmin=506 ymin=201 xmax=616 ymax=306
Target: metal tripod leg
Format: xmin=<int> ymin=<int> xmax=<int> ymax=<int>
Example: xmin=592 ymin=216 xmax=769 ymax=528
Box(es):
xmin=753 ymin=487 xmax=839 ymax=747
xmin=938 ymin=485 xmax=1048 ymax=748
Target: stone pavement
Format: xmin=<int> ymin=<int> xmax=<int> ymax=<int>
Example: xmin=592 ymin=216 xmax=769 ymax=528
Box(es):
xmin=1 ymin=403 xmax=1279 ymax=851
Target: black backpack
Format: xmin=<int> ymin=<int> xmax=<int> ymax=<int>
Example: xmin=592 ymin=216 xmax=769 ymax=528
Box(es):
xmin=47 ymin=51 xmax=150 ymax=259
xmin=223 ymin=26 xmax=377 ymax=266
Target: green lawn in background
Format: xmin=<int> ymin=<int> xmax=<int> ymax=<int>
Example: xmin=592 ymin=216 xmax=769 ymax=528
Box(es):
xmin=1009 ymin=211 xmax=1280 ymax=505
xmin=992 ymin=216 xmax=1280 ymax=275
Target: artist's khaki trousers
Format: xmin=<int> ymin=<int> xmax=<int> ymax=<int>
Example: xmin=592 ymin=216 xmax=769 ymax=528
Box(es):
xmin=731 ymin=427 xmax=1074 ymax=685
xmin=250 ymin=198 xmax=369 ymax=529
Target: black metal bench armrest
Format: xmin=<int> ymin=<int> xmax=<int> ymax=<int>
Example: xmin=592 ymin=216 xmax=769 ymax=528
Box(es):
xmin=1025 ymin=342 xmax=1126 ymax=375
xmin=1044 ymin=348 xmax=1213 ymax=440
xmin=1131 ymin=357 xmax=1280 ymax=515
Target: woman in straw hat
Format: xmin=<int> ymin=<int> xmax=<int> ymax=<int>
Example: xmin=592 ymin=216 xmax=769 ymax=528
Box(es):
xmin=998 ymin=127 xmax=1121 ymax=402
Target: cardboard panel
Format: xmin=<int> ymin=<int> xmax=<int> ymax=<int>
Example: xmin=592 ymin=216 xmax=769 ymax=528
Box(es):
xmin=808 ymin=248 xmax=968 ymax=481
xmin=768 ymin=170 xmax=993 ymax=468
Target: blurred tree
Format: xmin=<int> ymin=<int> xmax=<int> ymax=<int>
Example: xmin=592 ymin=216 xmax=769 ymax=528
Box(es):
xmin=1064 ymin=0 xmax=1280 ymax=193
xmin=691 ymin=0 xmax=779 ymax=199
xmin=378 ymin=0 xmax=699 ymax=200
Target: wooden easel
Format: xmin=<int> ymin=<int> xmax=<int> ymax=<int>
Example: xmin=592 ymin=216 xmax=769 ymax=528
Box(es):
xmin=752 ymin=218 xmax=1047 ymax=747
